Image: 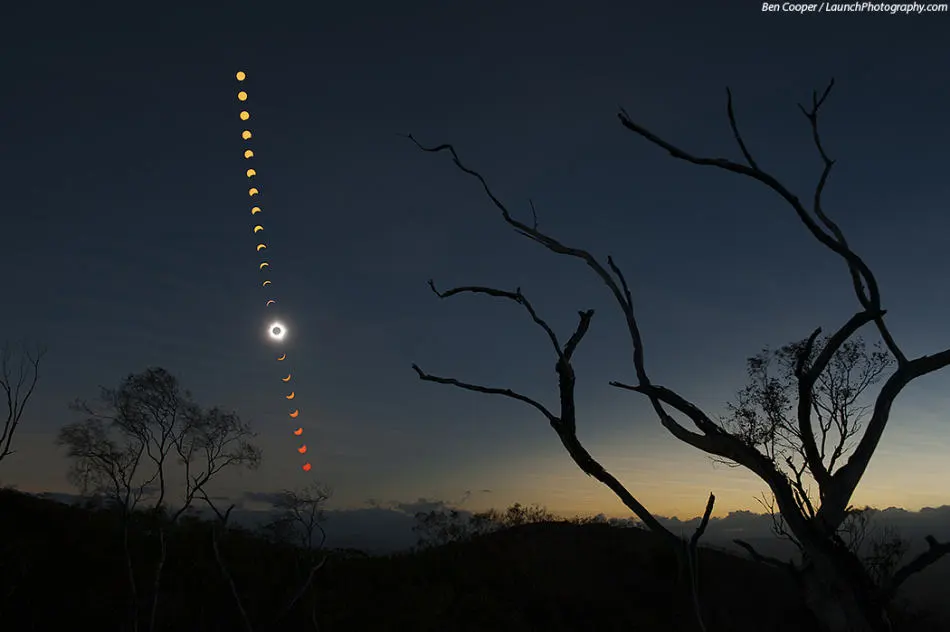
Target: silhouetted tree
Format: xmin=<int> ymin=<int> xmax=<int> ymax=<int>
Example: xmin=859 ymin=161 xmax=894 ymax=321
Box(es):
xmin=202 ymin=485 xmax=331 ymax=632
xmin=56 ymin=366 xmax=261 ymax=632
xmin=0 ymin=341 xmax=46 ymax=465
xmin=263 ymin=483 xmax=332 ymax=552
xmin=407 ymin=80 xmax=950 ymax=632
xmin=413 ymin=502 xmax=562 ymax=549
xmin=413 ymin=507 xmax=480 ymax=549
xmin=719 ymin=340 xmax=918 ymax=610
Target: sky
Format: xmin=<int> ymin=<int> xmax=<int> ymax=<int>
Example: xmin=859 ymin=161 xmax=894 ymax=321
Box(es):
xmin=2 ymin=2 xmax=949 ymax=522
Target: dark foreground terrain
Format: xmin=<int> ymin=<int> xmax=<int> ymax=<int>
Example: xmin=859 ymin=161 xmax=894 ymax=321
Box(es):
xmin=0 ymin=489 xmax=944 ymax=631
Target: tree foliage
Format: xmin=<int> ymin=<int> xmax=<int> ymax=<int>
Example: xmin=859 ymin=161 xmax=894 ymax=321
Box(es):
xmin=413 ymin=502 xmax=560 ymax=549
xmin=54 ymin=366 xmax=262 ymax=632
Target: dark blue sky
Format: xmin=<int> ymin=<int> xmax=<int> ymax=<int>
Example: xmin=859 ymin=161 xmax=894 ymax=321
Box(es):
xmin=3 ymin=2 xmax=948 ymax=518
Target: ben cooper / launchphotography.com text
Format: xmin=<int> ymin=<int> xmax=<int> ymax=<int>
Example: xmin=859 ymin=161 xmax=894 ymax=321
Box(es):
xmin=762 ymin=1 xmax=948 ymax=12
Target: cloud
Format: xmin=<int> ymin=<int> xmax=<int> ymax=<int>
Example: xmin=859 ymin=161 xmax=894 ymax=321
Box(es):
xmin=393 ymin=497 xmax=453 ymax=515
xmin=241 ymin=491 xmax=286 ymax=507
xmin=20 ymin=491 xmax=950 ymax=558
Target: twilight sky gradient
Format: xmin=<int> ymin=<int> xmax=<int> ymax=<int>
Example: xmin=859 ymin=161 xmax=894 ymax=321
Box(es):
xmin=3 ymin=3 xmax=948 ymax=520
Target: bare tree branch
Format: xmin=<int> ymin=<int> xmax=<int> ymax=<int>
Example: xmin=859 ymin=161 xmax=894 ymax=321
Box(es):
xmin=734 ymin=539 xmax=799 ymax=575
xmin=412 ymin=364 xmax=558 ymax=425
xmin=0 ymin=342 xmax=46 ymax=463
xmin=411 ymin=279 xmax=682 ymax=544
xmin=881 ymin=535 xmax=950 ymax=602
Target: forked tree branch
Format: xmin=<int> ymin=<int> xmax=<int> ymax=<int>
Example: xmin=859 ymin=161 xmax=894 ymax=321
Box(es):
xmin=881 ymin=535 xmax=950 ymax=603
xmin=412 ymin=281 xmax=685 ymax=544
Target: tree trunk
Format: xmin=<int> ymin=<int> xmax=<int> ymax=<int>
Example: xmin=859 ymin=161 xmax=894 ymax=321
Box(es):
xmin=799 ymin=554 xmax=892 ymax=632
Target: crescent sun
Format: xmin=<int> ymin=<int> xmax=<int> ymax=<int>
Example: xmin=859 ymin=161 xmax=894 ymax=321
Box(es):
xmin=285 ymin=391 xmax=295 ymax=400
xmin=282 ymin=374 xmax=292 ymax=382
xmin=289 ymin=409 xmax=299 ymax=418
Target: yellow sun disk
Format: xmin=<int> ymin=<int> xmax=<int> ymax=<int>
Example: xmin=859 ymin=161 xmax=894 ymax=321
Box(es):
xmin=242 ymin=130 xmax=252 ymax=140
xmin=247 ymin=168 xmax=256 ymax=178
xmin=238 ymin=91 xmax=248 ymax=101
xmin=244 ymin=149 xmax=254 ymax=159
xmin=240 ymin=111 xmax=250 ymax=121
xmin=236 ymin=71 xmax=246 ymax=81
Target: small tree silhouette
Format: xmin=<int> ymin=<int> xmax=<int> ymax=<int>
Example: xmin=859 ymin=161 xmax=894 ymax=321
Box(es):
xmin=205 ymin=483 xmax=332 ymax=632
xmin=413 ymin=502 xmax=561 ymax=549
xmin=0 ymin=341 xmax=46 ymax=465
xmin=56 ymin=366 xmax=261 ymax=632
xmin=407 ymin=80 xmax=950 ymax=632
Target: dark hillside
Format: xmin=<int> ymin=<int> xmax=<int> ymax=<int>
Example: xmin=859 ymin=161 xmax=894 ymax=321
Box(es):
xmin=0 ymin=490 xmax=944 ymax=631
xmin=313 ymin=520 xmax=817 ymax=631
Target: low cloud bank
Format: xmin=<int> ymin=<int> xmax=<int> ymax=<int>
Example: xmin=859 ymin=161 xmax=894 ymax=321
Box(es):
xmin=29 ymin=490 xmax=950 ymax=557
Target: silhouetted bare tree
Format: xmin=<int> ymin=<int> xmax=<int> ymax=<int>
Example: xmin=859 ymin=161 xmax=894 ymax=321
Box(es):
xmin=0 ymin=341 xmax=46 ymax=465
xmin=204 ymin=484 xmax=331 ymax=632
xmin=56 ymin=367 xmax=261 ymax=632
xmin=264 ymin=483 xmax=332 ymax=552
xmin=407 ymin=80 xmax=950 ymax=632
